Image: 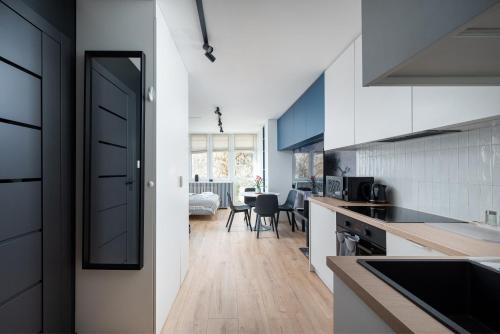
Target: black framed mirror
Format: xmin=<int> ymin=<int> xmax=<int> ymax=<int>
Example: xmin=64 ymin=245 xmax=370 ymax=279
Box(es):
xmin=83 ymin=51 xmax=145 ymax=269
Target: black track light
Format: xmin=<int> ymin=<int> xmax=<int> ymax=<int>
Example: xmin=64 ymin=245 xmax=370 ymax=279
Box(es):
xmin=205 ymin=51 xmax=216 ymax=63
xmin=196 ymin=0 xmax=216 ymax=63
xmin=214 ymin=107 xmax=223 ymax=132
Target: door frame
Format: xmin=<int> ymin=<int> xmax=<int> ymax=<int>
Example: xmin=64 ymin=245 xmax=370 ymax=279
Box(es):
xmin=82 ymin=50 xmax=145 ymax=270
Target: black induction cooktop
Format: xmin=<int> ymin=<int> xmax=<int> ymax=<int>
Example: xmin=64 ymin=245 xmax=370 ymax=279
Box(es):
xmin=341 ymin=206 xmax=465 ymax=224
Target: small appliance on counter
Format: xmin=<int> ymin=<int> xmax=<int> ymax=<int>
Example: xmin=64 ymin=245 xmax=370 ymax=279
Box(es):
xmin=370 ymin=183 xmax=388 ymax=203
xmin=325 ymin=176 xmax=374 ymax=202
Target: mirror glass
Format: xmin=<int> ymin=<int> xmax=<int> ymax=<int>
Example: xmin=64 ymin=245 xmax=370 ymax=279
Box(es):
xmin=83 ymin=52 xmax=144 ymax=269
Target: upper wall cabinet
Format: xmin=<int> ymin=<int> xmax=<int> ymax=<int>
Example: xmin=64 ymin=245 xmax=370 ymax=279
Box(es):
xmin=324 ymin=43 xmax=355 ymax=151
xmin=354 ymin=37 xmax=412 ymax=145
xmin=277 ymin=75 xmax=324 ymax=150
xmin=362 ymin=0 xmax=500 ymax=86
xmin=413 ymin=87 xmax=500 ymax=132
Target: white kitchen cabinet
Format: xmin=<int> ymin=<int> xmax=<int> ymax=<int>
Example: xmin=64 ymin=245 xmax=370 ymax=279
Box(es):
xmin=309 ymin=202 xmax=336 ymax=292
xmin=386 ymin=232 xmax=445 ymax=256
xmin=413 ymin=87 xmax=500 ymax=132
xmin=324 ymin=43 xmax=355 ymax=150
xmin=354 ymin=36 xmax=412 ymax=144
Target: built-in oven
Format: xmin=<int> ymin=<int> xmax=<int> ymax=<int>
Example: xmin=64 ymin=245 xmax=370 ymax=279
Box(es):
xmin=336 ymin=213 xmax=386 ymax=256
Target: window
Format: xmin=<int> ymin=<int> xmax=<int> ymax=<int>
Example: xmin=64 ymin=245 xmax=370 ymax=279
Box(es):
xmin=294 ymin=152 xmax=310 ymax=179
xmin=212 ymin=135 xmax=229 ymax=179
xmin=189 ymin=134 xmax=258 ymax=183
xmin=234 ymin=134 xmax=255 ymax=178
xmin=313 ymin=152 xmax=324 ymax=178
xmin=191 ymin=135 xmax=208 ymax=178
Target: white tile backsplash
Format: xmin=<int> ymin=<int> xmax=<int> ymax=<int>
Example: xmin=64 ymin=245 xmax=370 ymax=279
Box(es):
xmin=356 ymin=126 xmax=499 ymax=222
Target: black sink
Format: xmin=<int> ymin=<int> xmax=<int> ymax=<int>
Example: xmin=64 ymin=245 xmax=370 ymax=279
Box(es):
xmin=357 ymin=259 xmax=500 ymax=334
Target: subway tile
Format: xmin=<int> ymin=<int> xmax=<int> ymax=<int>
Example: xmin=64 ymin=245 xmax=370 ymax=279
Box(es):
xmin=492 ymin=145 xmax=500 ymax=186
xmin=468 ymin=129 xmax=480 ymax=147
xmin=492 ymin=126 xmax=500 ymax=145
xmin=492 ymin=186 xmax=500 ymax=218
xmin=458 ymin=147 xmax=469 ymax=184
xmin=479 ymin=145 xmax=492 ymax=185
xmin=479 ymin=185 xmax=493 ymax=222
xmin=440 ymin=133 xmax=458 ymax=150
xmin=468 ymin=146 xmax=480 ymax=184
xmin=450 ymin=183 xmax=469 ymax=221
xmin=448 ymin=148 xmax=459 ymax=184
xmin=458 ymin=131 xmax=468 ymax=148
xmin=467 ymin=184 xmax=481 ymax=222
xmin=479 ymin=127 xmax=492 ymax=146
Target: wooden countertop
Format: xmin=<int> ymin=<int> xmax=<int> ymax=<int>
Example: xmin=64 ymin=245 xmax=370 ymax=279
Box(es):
xmin=327 ymin=256 xmax=455 ymax=333
xmin=309 ymin=197 xmax=500 ymax=256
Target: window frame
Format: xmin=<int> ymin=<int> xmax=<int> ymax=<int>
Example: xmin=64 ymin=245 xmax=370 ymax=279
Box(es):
xmin=189 ymin=134 xmax=257 ymax=182
xmin=292 ymin=150 xmax=324 ymax=181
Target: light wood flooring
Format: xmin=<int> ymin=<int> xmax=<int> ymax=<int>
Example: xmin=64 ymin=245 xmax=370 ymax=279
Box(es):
xmin=161 ymin=209 xmax=333 ymax=334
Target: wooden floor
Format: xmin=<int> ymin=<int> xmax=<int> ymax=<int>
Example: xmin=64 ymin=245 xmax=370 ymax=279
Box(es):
xmin=161 ymin=209 xmax=333 ymax=334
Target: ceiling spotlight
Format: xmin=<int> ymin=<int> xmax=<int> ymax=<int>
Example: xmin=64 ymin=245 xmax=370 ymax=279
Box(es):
xmin=204 ymin=51 xmax=216 ymax=63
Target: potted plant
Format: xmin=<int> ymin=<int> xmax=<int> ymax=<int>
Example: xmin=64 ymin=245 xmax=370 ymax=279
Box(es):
xmin=255 ymin=175 xmax=263 ymax=193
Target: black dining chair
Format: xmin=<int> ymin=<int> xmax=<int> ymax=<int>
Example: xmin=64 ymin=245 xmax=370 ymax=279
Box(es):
xmin=226 ymin=192 xmax=252 ymax=232
xmin=244 ymin=187 xmax=256 ymax=221
xmin=277 ymin=190 xmax=299 ymax=231
xmin=254 ymin=194 xmax=279 ymax=239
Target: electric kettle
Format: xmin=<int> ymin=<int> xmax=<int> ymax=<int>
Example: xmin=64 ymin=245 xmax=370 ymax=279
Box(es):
xmin=370 ymin=184 xmax=388 ymax=203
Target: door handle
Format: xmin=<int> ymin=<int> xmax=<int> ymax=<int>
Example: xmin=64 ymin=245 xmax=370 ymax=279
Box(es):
xmin=125 ymin=180 xmax=134 ymax=185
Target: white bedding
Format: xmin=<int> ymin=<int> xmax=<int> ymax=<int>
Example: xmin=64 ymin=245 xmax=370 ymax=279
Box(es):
xmin=189 ymin=192 xmax=220 ymax=215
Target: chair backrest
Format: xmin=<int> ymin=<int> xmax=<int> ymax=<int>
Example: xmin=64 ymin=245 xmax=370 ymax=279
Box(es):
xmin=244 ymin=187 xmax=256 ymax=205
xmin=294 ymin=191 xmax=305 ymax=209
xmin=227 ymin=192 xmax=235 ymax=210
xmin=255 ymin=194 xmax=278 ymax=216
xmin=285 ymin=190 xmax=298 ymax=207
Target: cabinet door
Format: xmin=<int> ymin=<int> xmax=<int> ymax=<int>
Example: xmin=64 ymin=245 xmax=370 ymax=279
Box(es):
xmin=386 ymin=232 xmax=445 ymax=256
xmin=413 ymin=87 xmax=500 ymax=132
xmin=277 ymin=110 xmax=293 ymax=150
xmin=354 ymin=36 xmax=412 ymax=144
xmin=309 ymin=203 xmax=336 ymax=292
xmin=324 ymin=43 xmax=355 ymax=150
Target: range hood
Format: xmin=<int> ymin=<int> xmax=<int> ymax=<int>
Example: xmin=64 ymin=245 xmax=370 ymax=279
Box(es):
xmin=362 ymin=0 xmax=500 ymax=86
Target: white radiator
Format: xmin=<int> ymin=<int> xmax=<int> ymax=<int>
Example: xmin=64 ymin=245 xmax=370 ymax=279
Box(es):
xmin=189 ymin=182 xmax=233 ymax=208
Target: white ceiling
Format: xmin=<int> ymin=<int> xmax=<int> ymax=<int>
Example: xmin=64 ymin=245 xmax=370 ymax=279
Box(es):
xmin=158 ymin=0 xmax=361 ymax=133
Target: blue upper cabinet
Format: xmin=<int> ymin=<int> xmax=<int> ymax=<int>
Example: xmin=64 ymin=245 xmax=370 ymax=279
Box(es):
xmin=277 ymin=74 xmax=324 ymax=150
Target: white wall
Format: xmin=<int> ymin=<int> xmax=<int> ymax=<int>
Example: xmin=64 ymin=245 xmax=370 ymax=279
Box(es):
xmin=155 ymin=3 xmax=189 ymax=333
xmin=76 ymin=1 xmax=155 ymax=333
xmin=357 ymin=125 xmax=500 ymax=223
xmin=265 ymin=119 xmax=292 ymax=203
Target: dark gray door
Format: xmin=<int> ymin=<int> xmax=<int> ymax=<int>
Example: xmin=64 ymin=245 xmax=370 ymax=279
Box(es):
xmin=88 ymin=60 xmax=139 ymax=265
xmin=1 ymin=1 xmax=74 ymax=332
xmin=0 ymin=2 xmax=43 ymax=332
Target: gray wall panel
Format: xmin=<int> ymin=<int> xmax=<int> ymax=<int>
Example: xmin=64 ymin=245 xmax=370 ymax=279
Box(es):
xmin=0 ymin=123 xmax=41 ymax=179
xmin=0 ymin=181 xmax=41 ymax=242
xmin=0 ymin=283 xmax=42 ymax=333
xmin=0 ymin=2 xmax=41 ymax=74
xmin=0 ymin=61 xmax=41 ymax=126
xmin=0 ymin=232 xmax=42 ymax=303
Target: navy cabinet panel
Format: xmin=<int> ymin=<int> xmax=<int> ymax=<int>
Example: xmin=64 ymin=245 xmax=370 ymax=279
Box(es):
xmin=277 ymin=74 xmax=324 ymax=150
xmin=306 ymin=74 xmax=325 ymax=138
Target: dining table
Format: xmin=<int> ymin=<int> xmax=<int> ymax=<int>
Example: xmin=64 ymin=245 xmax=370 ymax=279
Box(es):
xmin=241 ymin=191 xmax=280 ymax=232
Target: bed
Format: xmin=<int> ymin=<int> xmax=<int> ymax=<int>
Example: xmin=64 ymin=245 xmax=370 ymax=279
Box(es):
xmin=189 ymin=192 xmax=220 ymax=216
